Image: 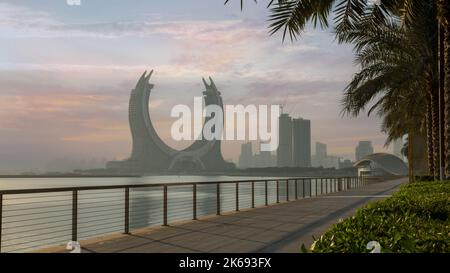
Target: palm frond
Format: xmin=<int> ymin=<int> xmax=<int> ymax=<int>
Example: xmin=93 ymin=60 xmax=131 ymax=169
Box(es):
xmin=268 ymin=0 xmax=334 ymax=41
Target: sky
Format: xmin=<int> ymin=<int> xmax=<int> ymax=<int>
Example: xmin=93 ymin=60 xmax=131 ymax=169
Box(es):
xmin=0 ymin=0 xmax=391 ymax=173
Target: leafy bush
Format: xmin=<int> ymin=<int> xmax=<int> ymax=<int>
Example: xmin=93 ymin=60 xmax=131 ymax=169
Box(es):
xmin=309 ymin=181 xmax=450 ymax=253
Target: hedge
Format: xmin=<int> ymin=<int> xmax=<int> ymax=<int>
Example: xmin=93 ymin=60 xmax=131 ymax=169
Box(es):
xmin=308 ymin=181 xmax=450 ymax=253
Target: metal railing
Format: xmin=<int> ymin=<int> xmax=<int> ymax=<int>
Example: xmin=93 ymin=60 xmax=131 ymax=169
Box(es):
xmin=0 ymin=176 xmax=365 ymax=253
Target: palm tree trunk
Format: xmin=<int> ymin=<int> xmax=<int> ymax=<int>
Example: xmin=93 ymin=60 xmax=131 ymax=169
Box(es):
xmin=432 ymin=91 xmax=441 ymax=178
xmin=439 ymin=25 xmax=445 ymax=180
xmin=408 ymin=133 xmax=414 ymax=182
xmin=426 ymin=95 xmax=436 ymax=176
xmin=443 ymin=26 xmax=450 ymax=177
xmin=438 ymin=0 xmax=450 ymax=178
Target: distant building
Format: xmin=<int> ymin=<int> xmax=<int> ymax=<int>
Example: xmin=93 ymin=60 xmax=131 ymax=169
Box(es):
xmin=339 ymin=159 xmax=354 ymax=169
xmin=355 ymin=141 xmax=374 ymax=161
xmin=324 ymin=156 xmax=339 ymax=169
xmin=314 ymin=142 xmax=327 ymax=167
xmin=238 ymin=142 xmax=253 ymax=169
xmin=293 ymin=118 xmax=311 ymax=167
xmin=316 ymin=142 xmax=327 ymax=159
xmin=393 ymin=138 xmax=404 ymax=160
xmin=253 ymin=151 xmax=277 ymax=168
xmin=277 ymin=114 xmax=293 ymax=167
xmin=238 ymin=142 xmax=277 ymax=169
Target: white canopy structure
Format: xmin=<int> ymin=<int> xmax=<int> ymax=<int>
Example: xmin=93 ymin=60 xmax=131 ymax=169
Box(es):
xmin=354 ymin=153 xmax=408 ymax=177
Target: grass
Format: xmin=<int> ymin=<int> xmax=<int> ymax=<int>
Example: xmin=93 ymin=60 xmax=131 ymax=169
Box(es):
xmin=308 ymin=181 xmax=450 ymax=253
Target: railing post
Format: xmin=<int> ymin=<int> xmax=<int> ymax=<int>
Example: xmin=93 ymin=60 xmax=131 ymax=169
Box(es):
xmin=309 ymin=179 xmax=312 ymax=197
xmin=326 ymin=178 xmax=328 ymax=194
xmin=276 ymin=180 xmax=280 ymax=203
xmin=72 ymin=190 xmax=78 ymax=242
xmin=163 ymin=185 xmax=168 ymax=226
xmin=295 ymin=179 xmax=298 ymax=200
xmin=286 ymin=180 xmax=289 ymax=201
xmin=216 ymin=183 xmax=221 ymax=215
xmin=302 ymin=179 xmax=306 ymax=198
xmin=235 ymin=182 xmax=239 ymax=211
xmin=321 ymin=178 xmax=323 ymax=195
xmin=0 ymin=194 xmax=3 ymax=253
xmin=193 ymin=184 xmax=197 ymax=220
xmin=124 ymin=187 xmax=130 ymax=234
xmin=265 ymin=181 xmax=268 ymax=206
xmin=251 ymin=182 xmax=255 ymax=208
xmin=315 ymin=179 xmax=318 ymax=196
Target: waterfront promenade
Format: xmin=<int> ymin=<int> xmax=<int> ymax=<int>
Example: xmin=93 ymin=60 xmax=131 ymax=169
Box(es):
xmin=43 ymin=177 xmax=407 ymax=253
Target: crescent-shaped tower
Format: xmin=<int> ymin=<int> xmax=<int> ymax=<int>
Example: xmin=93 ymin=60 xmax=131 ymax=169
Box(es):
xmin=107 ymin=71 xmax=234 ymax=174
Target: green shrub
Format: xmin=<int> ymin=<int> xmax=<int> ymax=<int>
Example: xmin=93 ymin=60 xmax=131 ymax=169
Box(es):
xmin=310 ymin=181 xmax=450 ymax=253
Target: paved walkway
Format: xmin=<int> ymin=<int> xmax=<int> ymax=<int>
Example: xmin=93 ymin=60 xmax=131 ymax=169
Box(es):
xmin=50 ymin=177 xmax=408 ymax=253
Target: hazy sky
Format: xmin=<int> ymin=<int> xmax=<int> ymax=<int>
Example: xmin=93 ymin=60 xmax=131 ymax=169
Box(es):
xmin=0 ymin=0 xmax=390 ymax=172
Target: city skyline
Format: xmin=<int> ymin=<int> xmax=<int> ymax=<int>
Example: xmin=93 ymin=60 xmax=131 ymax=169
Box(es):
xmin=238 ymin=136 xmax=399 ymax=170
xmin=0 ymin=0 xmax=391 ymax=172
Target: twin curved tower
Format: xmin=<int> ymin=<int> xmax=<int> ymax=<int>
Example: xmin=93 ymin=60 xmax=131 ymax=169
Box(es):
xmin=109 ymin=70 xmax=233 ymax=173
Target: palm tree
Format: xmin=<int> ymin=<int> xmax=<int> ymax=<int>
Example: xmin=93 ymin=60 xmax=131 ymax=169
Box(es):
xmin=226 ymin=0 xmax=450 ymax=178
xmin=338 ymin=1 xmax=438 ymax=176
xmin=225 ymin=0 xmax=420 ymax=41
xmin=437 ymin=1 xmax=450 ymax=177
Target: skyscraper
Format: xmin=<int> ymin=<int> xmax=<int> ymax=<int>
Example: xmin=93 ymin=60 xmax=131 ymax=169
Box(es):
xmin=238 ymin=142 xmax=253 ymax=169
xmin=355 ymin=141 xmax=374 ymax=161
xmin=315 ymin=142 xmax=327 ymax=167
xmin=293 ymin=118 xmax=311 ymax=167
xmin=277 ymin=113 xmax=293 ymax=167
xmin=393 ymin=138 xmax=404 ymax=160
